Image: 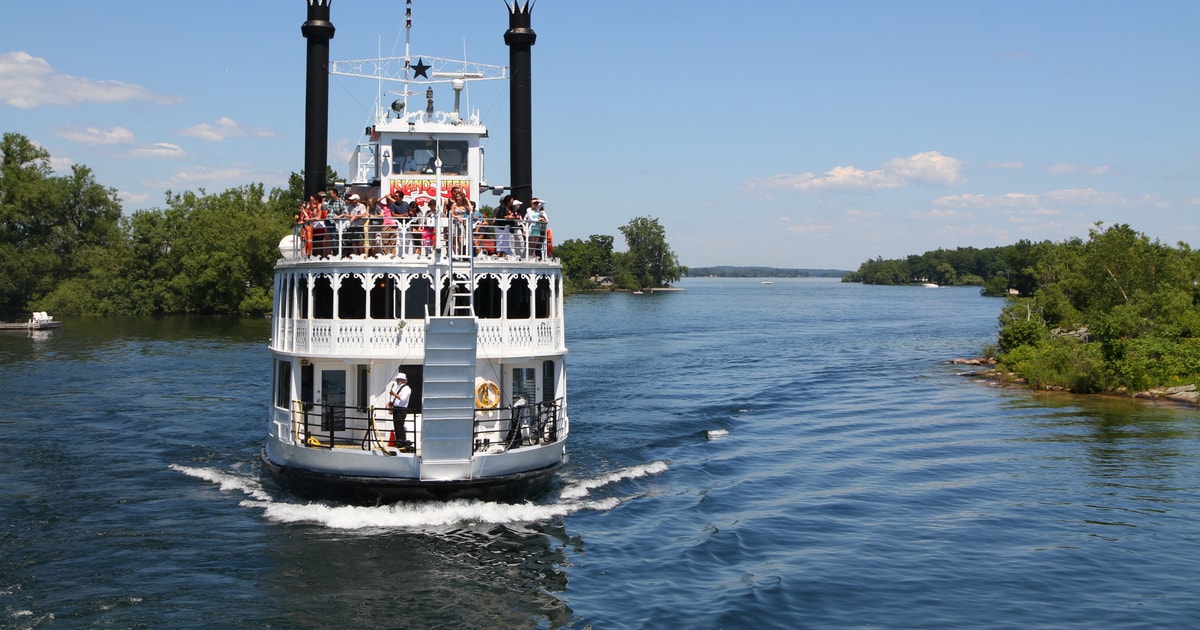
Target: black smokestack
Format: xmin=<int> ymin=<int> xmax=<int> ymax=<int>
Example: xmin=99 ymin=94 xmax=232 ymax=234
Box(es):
xmin=504 ymin=1 xmax=536 ymax=206
xmin=302 ymin=0 xmax=335 ymax=199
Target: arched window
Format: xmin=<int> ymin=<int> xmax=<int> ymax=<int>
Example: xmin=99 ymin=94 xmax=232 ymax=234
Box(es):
xmin=370 ymin=274 xmax=399 ymax=319
xmin=474 ymin=276 xmax=502 ymax=319
xmin=313 ymin=275 xmax=333 ymax=319
xmin=338 ymin=275 xmax=366 ymax=319
xmin=535 ymin=276 xmax=551 ymax=319
xmin=507 ymin=277 xmax=531 ymax=319
xmin=405 ymin=275 xmax=434 ymax=318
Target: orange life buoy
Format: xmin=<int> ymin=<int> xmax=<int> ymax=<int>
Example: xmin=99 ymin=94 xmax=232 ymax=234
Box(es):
xmin=475 ymin=381 xmax=500 ymax=409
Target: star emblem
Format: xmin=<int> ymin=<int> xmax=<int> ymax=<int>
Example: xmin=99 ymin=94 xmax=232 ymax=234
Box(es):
xmin=410 ymin=58 xmax=431 ymax=79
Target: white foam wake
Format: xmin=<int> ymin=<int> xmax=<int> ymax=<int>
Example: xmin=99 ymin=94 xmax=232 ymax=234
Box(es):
xmin=558 ymin=460 xmax=669 ymax=500
xmin=170 ymin=464 xmax=273 ymax=502
xmin=170 ymin=460 xmax=668 ymax=531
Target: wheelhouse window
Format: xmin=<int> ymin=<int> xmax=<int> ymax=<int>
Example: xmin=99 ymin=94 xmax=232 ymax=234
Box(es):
xmin=391 ymin=140 xmax=469 ymax=175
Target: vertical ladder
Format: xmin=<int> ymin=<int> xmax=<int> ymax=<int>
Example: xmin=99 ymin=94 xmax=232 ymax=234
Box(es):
xmin=441 ymin=214 xmax=475 ymax=316
xmin=419 ymin=316 xmax=478 ymax=481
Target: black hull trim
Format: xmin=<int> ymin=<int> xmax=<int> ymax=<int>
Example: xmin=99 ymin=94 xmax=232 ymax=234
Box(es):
xmin=261 ymin=446 xmax=563 ymax=504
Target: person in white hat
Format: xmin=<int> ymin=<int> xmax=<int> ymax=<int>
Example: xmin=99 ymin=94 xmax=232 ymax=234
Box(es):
xmin=387 ymin=371 xmax=412 ymax=449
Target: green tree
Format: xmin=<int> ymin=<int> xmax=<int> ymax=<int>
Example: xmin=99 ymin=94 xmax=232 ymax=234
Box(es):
xmin=1 ymin=133 xmax=124 ymax=315
xmin=617 ymin=216 xmax=682 ymax=289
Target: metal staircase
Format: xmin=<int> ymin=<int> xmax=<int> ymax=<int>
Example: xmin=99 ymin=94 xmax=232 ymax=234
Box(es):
xmin=421 ymin=219 xmax=478 ymax=480
xmin=419 ymin=316 xmax=478 ymax=480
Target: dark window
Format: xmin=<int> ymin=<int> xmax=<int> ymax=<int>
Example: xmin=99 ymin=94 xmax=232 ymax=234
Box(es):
xmin=513 ymin=367 xmax=536 ymax=404
xmin=321 ymin=369 xmax=346 ymax=431
xmin=300 ymin=363 xmax=314 ymax=411
xmin=474 ymin=276 xmax=502 ymax=319
xmin=541 ymin=360 xmax=555 ymax=404
xmin=405 ymin=276 xmax=434 ymax=318
xmin=313 ymin=276 xmax=333 ymax=319
xmin=275 ymin=360 xmax=292 ymax=408
xmin=370 ymin=275 xmax=399 ymax=319
xmin=507 ymin=277 xmax=531 ymax=319
xmin=356 ymin=364 xmax=370 ymax=412
xmin=535 ymin=276 xmax=551 ymax=319
xmin=297 ymin=276 xmax=309 ymax=318
xmin=338 ymin=275 xmax=366 ymax=320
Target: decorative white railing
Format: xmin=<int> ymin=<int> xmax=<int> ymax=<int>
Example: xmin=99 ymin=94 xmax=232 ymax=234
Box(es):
xmin=273 ymin=317 xmax=564 ymax=357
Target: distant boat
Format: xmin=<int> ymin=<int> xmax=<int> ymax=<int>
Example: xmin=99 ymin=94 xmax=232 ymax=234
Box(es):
xmin=922 ymin=283 xmax=939 ymax=288
xmin=632 ymin=290 xmax=644 ymax=295
xmin=760 ymin=280 xmax=773 ymax=285
xmin=0 ymin=312 xmax=62 ymax=331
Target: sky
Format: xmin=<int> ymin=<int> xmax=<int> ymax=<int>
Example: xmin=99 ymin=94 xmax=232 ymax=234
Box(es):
xmin=3 ymin=0 xmax=1198 ymax=270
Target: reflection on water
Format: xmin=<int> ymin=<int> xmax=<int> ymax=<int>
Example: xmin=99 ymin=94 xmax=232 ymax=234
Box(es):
xmin=170 ymin=461 xmax=661 ymax=627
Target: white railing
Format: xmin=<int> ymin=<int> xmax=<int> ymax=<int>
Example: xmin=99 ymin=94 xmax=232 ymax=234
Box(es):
xmin=288 ymin=217 xmax=553 ymax=262
xmin=273 ymin=317 xmax=564 ymax=357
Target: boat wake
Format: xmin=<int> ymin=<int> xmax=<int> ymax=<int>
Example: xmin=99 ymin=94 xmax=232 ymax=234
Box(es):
xmin=170 ymin=461 xmax=668 ymax=530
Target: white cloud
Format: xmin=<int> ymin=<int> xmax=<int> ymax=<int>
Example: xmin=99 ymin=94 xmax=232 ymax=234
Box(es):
xmin=884 ymin=151 xmax=967 ymax=187
xmin=127 ymin=143 xmax=186 ymax=159
xmin=0 ymin=51 xmax=181 ymax=109
xmin=933 ymin=187 xmax=1146 ymax=222
xmin=1043 ymin=187 xmax=1126 ymax=206
xmin=844 ymin=209 xmax=882 ymax=223
xmin=785 ymin=223 xmax=831 ymax=234
xmin=55 ymin=125 xmax=135 ymax=145
xmin=119 ymin=191 xmax=151 ymax=205
xmin=181 ymin=117 xmax=245 ymax=142
xmin=744 ymin=150 xmax=966 ymax=194
xmin=147 ymin=165 xmax=256 ymax=190
xmin=48 ymin=155 xmax=74 ymax=174
xmin=934 ymin=192 xmax=1041 ymax=210
xmin=1048 ymin=163 xmax=1110 ymax=176
xmin=988 ymin=161 xmax=1025 ymax=170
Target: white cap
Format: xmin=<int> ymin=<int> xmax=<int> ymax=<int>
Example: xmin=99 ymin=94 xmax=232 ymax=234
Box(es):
xmin=348 ymin=194 xmax=360 ymax=201
xmin=395 ymin=372 xmax=406 ymax=380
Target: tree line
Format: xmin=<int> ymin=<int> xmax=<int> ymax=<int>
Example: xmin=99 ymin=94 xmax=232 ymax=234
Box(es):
xmin=1 ymin=132 xmax=316 ymax=317
xmin=846 ymin=223 xmax=1200 ymax=394
xmin=1 ymin=131 xmax=683 ymax=316
xmin=988 ymin=223 xmax=1200 ymax=395
xmin=554 ymin=217 xmax=685 ymax=292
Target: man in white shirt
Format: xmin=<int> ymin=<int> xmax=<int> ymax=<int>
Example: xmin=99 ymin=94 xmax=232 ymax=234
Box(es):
xmin=387 ymin=372 xmax=412 ymax=449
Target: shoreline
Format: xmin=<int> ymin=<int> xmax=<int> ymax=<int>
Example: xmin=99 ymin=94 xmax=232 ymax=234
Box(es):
xmin=948 ymin=358 xmax=1200 ymax=409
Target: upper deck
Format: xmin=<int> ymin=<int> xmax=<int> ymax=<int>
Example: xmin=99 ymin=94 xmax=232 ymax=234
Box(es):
xmin=272 ymin=215 xmax=563 ymax=360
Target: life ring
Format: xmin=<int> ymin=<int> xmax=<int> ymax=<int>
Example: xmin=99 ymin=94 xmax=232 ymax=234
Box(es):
xmin=475 ymin=381 xmax=500 ymax=409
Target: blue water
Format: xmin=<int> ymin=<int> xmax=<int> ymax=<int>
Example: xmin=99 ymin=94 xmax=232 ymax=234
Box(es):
xmin=2 ymin=279 xmax=1198 ymax=628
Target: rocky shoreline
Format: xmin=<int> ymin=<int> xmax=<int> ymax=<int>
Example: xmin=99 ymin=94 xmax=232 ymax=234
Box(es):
xmin=947 ymin=358 xmax=1199 ymax=408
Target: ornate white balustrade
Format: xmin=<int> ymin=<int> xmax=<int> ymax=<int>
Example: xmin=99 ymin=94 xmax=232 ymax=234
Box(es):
xmin=273 ymin=316 xmax=564 ymax=357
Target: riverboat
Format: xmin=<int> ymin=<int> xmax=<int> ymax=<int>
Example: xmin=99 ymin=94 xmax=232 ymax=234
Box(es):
xmin=262 ymin=1 xmax=566 ymax=503
xmin=0 ymin=312 xmax=62 ymax=331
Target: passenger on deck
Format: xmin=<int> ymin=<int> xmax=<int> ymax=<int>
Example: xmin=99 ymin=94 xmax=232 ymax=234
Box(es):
xmin=380 ymin=196 xmax=399 ymax=255
xmin=346 ymin=194 xmax=367 ymax=256
xmin=525 ymin=198 xmax=549 ymax=259
xmin=448 ymin=187 xmax=472 ymax=256
xmin=509 ymin=199 xmax=525 ymax=258
xmin=494 ymin=195 xmax=517 ymax=257
xmin=386 ymin=371 xmax=412 ymax=450
xmin=406 ymin=202 xmax=423 ymax=257
xmin=322 ymin=188 xmax=347 ymax=258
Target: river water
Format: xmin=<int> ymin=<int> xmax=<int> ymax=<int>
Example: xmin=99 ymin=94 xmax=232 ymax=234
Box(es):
xmin=2 ymin=278 xmax=1198 ymax=628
